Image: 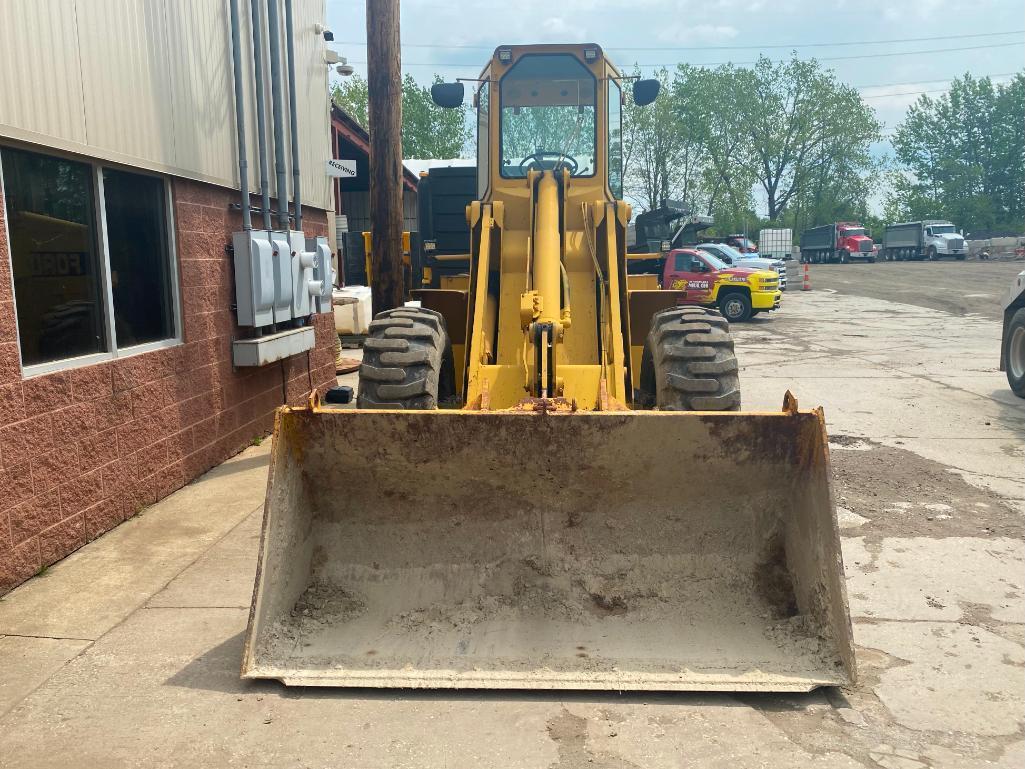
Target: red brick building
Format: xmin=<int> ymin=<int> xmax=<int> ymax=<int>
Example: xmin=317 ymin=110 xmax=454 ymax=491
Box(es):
xmin=0 ymin=1 xmax=338 ymax=593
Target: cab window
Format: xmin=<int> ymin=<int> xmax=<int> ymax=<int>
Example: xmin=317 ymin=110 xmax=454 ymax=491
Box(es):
xmin=607 ymin=77 xmax=623 ymax=197
xmin=673 ymin=253 xmax=687 ymax=271
xmin=476 ymin=79 xmax=490 ymax=198
xmin=500 ymin=54 xmax=597 ymax=178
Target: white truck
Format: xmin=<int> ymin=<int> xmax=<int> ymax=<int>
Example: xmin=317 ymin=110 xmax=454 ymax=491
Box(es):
xmin=1001 ymin=269 xmax=1025 ymax=398
xmin=758 ymin=228 xmax=793 ymax=261
xmin=881 ymin=220 xmax=967 ymax=261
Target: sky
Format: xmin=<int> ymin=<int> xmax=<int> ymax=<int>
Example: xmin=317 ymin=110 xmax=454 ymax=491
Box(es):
xmin=325 ymin=0 xmax=1025 ymax=213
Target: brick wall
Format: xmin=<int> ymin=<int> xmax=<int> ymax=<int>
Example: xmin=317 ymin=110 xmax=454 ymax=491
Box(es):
xmin=0 ymin=177 xmax=337 ymax=593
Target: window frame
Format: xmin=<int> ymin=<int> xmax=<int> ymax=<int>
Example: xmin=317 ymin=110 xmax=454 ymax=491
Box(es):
xmin=497 ymin=53 xmax=599 ymax=180
xmin=606 ymin=76 xmax=623 ymax=199
xmin=0 ymin=142 xmax=183 ymax=379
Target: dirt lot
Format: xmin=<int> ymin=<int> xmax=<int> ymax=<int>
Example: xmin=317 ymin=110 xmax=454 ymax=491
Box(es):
xmin=806 ymin=258 xmax=1024 ymax=319
xmin=0 ymin=263 xmax=1022 ymax=768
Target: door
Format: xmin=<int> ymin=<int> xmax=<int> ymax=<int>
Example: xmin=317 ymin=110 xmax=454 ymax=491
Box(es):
xmin=664 ymin=252 xmax=714 ymax=303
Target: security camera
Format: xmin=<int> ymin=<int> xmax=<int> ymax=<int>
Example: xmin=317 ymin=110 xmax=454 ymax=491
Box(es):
xmin=336 ymin=63 xmax=354 ymax=76
xmin=323 ymin=30 xmax=334 ymax=41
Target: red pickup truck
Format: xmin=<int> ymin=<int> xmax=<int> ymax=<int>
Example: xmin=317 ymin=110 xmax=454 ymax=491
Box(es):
xmin=656 ymin=249 xmax=781 ymax=322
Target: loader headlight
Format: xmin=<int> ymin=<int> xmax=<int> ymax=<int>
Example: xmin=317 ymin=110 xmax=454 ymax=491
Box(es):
xmin=423 ymin=239 xmax=437 ymax=253
xmin=660 ymin=240 xmax=671 ymax=252
xmin=498 ymin=48 xmax=512 ymax=62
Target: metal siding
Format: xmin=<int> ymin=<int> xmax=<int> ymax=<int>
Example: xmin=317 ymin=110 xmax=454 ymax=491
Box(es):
xmin=0 ymin=0 xmax=88 ymax=145
xmin=166 ymin=0 xmax=240 ymax=188
xmin=296 ymin=0 xmax=332 ymax=212
xmin=77 ymin=0 xmax=176 ymax=165
xmin=0 ymin=0 xmax=332 ymax=211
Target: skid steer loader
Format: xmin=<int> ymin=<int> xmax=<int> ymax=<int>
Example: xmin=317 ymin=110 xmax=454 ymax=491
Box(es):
xmin=242 ymin=44 xmax=856 ymax=691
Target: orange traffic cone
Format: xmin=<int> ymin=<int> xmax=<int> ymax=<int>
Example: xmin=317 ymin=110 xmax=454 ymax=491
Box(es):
xmin=802 ymin=263 xmax=810 ymax=291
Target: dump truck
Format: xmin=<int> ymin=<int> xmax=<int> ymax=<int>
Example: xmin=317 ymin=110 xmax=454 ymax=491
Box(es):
xmin=627 ymin=202 xmax=713 ymax=275
xmin=881 ymin=220 xmax=966 ymax=261
xmin=242 ymin=43 xmax=855 ymax=692
xmin=800 ymin=222 xmax=874 ymax=263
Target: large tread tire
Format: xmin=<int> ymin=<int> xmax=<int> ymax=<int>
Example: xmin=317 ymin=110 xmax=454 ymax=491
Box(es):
xmin=638 ymin=307 xmax=741 ymax=411
xmin=357 ymin=307 xmax=454 ymax=409
xmin=1006 ymin=307 xmax=1025 ymax=399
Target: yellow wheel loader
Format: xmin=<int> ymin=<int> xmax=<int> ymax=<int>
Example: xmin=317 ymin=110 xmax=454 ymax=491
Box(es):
xmin=242 ymin=44 xmax=856 ymax=691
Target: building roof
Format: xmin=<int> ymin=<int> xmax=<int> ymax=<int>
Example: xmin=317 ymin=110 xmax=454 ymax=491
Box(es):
xmin=330 ymin=104 xmax=419 ymax=191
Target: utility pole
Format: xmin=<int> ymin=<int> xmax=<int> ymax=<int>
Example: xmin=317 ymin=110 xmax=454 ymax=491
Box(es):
xmin=366 ymin=0 xmax=404 ymax=312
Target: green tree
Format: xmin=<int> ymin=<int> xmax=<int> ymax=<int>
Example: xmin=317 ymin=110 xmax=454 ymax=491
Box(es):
xmin=331 ymin=74 xmax=471 ymax=159
xmin=739 ymin=56 xmax=881 ymax=221
xmin=888 ymin=72 xmax=1025 ymax=233
xmin=622 ymin=67 xmax=705 ymax=211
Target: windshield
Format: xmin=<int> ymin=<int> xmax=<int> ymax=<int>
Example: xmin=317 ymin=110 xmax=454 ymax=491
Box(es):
xmin=842 ymin=228 xmax=866 ymax=237
xmin=500 ymin=54 xmax=597 ymax=178
xmin=696 ymin=251 xmax=728 ymax=270
xmin=931 ymin=224 xmax=956 ymax=234
xmin=711 ymin=244 xmax=746 ymax=262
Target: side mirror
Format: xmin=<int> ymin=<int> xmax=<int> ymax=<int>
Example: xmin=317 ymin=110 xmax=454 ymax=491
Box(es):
xmin=632 ymin=78 xmax=660 ymax=106
xmin=431 ymin=82 xmax=465 ymax=109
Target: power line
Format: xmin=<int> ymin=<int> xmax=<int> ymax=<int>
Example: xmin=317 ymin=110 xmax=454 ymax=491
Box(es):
xmin=854 ymin=72 xmax=1018 ymax=89
xmin=347 ymin=40 xmax=1024 ymax=70
xmin=337 ymin=28 xmax=1025 ymax=52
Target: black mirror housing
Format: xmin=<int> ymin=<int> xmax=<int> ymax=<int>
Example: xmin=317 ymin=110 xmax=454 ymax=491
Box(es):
xmin=632 ymin=78 xmax=660 ymax=106
xmin=431 ymin=82 xmax=465 ymax=108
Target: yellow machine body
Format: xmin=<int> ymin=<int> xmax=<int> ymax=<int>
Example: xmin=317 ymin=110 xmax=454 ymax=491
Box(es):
xmin=243 ymin=44 xmax=856 ymax=691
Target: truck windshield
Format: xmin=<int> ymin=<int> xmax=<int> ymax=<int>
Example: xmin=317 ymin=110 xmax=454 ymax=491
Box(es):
xmin=697 ymin=251 xmax=728 ymax=270
xmin=711 ymin=244 xmax=746 ymax=262
xmin=500 ymin=54 xmax=597 ymax=178
xmin=842 ymin=228 xmax=866 ymax=237
xmin=931 ymin=224 xmax=956 ymax=234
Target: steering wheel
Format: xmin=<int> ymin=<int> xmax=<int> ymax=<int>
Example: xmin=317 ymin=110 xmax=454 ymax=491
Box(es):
xmin=519 ymin=151 xmax=579 ymax=175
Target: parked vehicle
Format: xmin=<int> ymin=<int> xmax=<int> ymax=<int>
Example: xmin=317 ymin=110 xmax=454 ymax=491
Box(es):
xmin=1000 ymin=269 xmax=1025 ymax=398
xmin=759 ymin=228 xmax=794 ymax=261
xmin=696 ymin=242 xmax=787 ymax=290
xmin=660 ymin=248 xmax=781 ymax=322
xmin=627 ymin=203 xmax=713 ymax=274
xmin=700 ymin=234 xmax=759 ymax=254
xmin=799 ymin=222 xmax=875 ymax=264
xmin=882 ymin=220 xmax=966 ymax=261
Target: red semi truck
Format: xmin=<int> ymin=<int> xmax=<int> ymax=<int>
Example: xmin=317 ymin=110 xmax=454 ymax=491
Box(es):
xmin=799 ymin=222 xmax=875 ymax=264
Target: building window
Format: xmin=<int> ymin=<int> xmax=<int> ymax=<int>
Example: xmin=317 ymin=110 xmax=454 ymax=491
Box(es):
xmin=1 ymin=145 xmax=179 ymax=373
xmin=103 ymin=169 xmax=174 ymax=347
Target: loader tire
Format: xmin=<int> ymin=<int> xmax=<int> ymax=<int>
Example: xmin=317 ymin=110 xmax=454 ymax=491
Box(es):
xmin=638 ymin=307 xmax=741 ymax=411
xmin=357 ymin=307 xmax=455 ymax=409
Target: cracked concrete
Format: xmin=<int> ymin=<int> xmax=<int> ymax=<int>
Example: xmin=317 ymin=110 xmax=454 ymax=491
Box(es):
xmin=0 ymin=263 xmax=1022 ymax=767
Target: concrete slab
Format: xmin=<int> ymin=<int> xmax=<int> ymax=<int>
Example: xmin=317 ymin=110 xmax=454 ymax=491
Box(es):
xmin=845 ymin=536 xmax=1025 ymax=623
xmin=0 ymin=443 xmax=271 ymax=640
xmin=146 ymin=510 xmax=261 ymax=609
xmin=0 ymin=635 xmax=90 ymax=718
xmin=855 ymin=620 xmax=1025 ymax=736
xmin=0 ymin=604 xmax=867 ymax=769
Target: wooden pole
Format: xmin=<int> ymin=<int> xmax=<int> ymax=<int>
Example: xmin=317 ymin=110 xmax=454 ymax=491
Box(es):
xmin=366 ymin=0 xmax=404 ymax=313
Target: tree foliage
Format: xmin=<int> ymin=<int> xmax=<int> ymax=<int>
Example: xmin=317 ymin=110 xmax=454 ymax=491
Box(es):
xmin=887 ymin=73 xmax=1025 ymax=234
xmin=331 ymin=74 xmax=471 ymax=159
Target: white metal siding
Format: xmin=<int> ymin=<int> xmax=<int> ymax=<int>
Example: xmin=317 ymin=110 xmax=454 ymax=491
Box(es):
xmin=0 ymin=0 xmax=88 ymax=145
xmin=0 ymin=0 xmax=332 ymax=211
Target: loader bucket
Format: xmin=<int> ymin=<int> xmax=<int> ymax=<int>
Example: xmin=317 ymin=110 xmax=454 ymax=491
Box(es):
xmin=242 ymin=405 xmax=856 ymax=691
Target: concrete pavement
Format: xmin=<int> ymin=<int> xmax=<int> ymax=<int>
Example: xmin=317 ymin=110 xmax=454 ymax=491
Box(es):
xmin=0 ymin=283 xmax=1022 ymax=768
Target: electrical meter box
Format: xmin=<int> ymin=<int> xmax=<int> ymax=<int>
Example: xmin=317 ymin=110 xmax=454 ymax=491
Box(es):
xmin=269 ymin=231 xmax=294 ymax=324
xmin=307 ymin=235 xmax=334 ymax=314
xmin=289 ymin=230 xmax=316 ymax=318
xmin=232 ymin=230 xmax=275 ymax=327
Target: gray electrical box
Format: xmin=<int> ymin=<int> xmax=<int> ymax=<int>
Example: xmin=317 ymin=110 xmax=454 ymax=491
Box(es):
xmin=307 ymin=235 xmax=333 ymax=314
xmin=232 ymin=230 xmax=275 ymax=327
xmin=289 ymin=229 xmax=316 ymax=318
xmin=269 ymin=231 xmax=293 ymax=324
